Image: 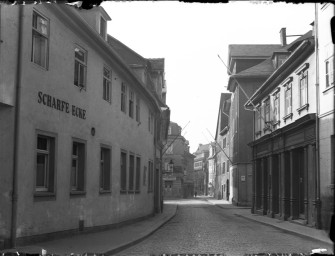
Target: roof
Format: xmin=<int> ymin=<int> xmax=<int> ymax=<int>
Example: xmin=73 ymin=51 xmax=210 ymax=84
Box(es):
xmin=229 ymin=44 xmax=282 ymax=58
xmin=194 ymin=143 xmax=210 ymax=154
xmin=231 ymin=58 xmax=275 ymax=78
xmin=107 ymin=35 xmax=147 ymax=67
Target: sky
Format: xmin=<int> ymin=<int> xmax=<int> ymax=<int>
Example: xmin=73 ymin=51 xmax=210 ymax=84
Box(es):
xmin=101 ymin=1 xmax=315 ymax=153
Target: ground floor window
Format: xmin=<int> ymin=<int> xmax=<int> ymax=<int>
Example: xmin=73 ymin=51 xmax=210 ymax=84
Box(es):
xmin=100 ymin=147 xmax=111 ymax=192
xmin=135 ymin=156 xmax=141 ymax=192
xmin=71 ymin=140 xmax=85 ymax=193
xmin=120 ymin=151 xmax=127 ymax=192
xmin=36 ymin=134 xmax=55 ymax=193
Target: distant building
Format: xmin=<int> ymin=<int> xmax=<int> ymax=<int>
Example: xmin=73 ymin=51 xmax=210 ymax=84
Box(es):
xmin=214 ymin=93 xmax=231 ymax=201
xmin=207 ymin=142 xmax=216 ymax=197
xmin=193 ymin=143 xmax=210 ymax=196
xmin=0 ymin=4 xmax=169 ymax=248
xmin=226 ymin=44 xmax=282 ymax=206
xmin=162 ymin=121 xmax=194 ymax=198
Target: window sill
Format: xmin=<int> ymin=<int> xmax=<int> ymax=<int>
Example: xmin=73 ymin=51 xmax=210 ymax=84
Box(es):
xmin=34 ymin=191 xmax=56 ymax=201
xmin=283 ymin=113 xmax=293 ymax=123
xmin=70 ymin=190 xmax=86 ymax=197
xmin=297 ymin=104 xmax=309 ymax=114
xmin=120 ymin=190 xmax=127 ymax=194
xmin=272 ymin=120 xmax=280 ymax=129
xmin=74 ymin=84 xmax=86 ymax=92
xmin=99 ymin=190 xmax=111 ymax=195
xmin=323 ymin=85 xmax=334 ymax=94
xmin=135 ymin=190 xmax=140 ymax=194
xmin=31 ymin=61 xmax=48 ymax=71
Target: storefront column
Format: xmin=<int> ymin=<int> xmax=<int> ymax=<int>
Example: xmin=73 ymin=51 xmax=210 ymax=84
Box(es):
xmin=251 ymin=159 xmax=256 ymax=214
xmin=267 ymin=155 xmax=273 ymax=217
xmin=303 ymin=146 xmax=309 ymax=223
xmin=260 ymin=158 xmax=265 ymax=213
xmin=289 ymin=149 xmax=297 ymax=220
xmin=280 ymin=152 xmax=288 ymax=220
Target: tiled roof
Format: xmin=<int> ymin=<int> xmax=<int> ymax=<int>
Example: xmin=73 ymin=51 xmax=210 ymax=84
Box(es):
xmin=195 ymin=143 xmax=210 ymax=154
xmin=107 ymin=35 xmax=147 ymax=66
xmin=229 ymin=44 xmax=282 ymax=58
xmin=232 ymin=58 xmax=275 ymax=77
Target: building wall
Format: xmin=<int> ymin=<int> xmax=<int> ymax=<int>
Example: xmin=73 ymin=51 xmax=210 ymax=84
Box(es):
xmin=0 ymin=4 xmax=160 ymax=244
xmin=318 ymin=3 xmax=334 ymax=230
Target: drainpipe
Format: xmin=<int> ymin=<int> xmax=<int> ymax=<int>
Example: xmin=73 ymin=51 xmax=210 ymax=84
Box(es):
xmin=11 ymin=5 xmax=24 ymax=248
xmin=314 ymin=3 xmax=322 ymax=229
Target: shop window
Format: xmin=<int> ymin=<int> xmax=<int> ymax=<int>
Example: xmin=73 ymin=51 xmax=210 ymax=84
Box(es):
xmin=36 ymin=135 xmax=55 ymax=193
xmin=32 ymin=11 xmax=49 ymax=69
xmin=103 ymin=67 xmax=112 ymax=103
xmin=71 ymin=141 xmax=85 ymax=193
xmin=74 ymin=46 xmax=87 ymax=89
xmin=120 ymin=151 xmax=127 ymax=193
xmin=100 ymin=147 xmax=111 ymax=192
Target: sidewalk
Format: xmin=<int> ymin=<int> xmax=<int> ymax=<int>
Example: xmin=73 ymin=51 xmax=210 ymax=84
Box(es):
xmin=1 ymin=203 xmax=178 ymax=255
xmin=206 ymin=198 xmax=334 ymax=251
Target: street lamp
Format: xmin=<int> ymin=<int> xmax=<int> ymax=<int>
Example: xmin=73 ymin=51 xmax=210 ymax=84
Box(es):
xmin=168 ymin=159 xmax=174 ymax=173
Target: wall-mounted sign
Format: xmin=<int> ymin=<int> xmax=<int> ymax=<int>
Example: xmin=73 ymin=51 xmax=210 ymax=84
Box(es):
xmin=38 ymin=91 xmax=86 ymax=120
xmin=241 ymin=175 xmax=246 ymax=182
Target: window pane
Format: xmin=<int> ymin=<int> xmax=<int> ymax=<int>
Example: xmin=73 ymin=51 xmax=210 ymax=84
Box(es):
xmin=71 ymin=159 xmax=77 ymax=188
xmin=37 ymin=136 xmax=48 ymax=150
xmin=79 ymin=64 xmax=85 ymax=87
xmin=74 ymin=61 xmax=79 ymax=86
xmin=36 ymin=154 xmax=47 ymax=187
xmin=72 ymin=143 xmax=78 ymax=156
xmin=75 ymin=49 xmax=85 ymax=62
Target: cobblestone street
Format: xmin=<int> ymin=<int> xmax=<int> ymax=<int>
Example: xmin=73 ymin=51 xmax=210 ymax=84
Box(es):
xmin=115 ymin=198 xmax=333 ymax=256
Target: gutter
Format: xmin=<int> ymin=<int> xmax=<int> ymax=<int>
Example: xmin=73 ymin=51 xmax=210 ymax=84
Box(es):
xmin=11 ymin=5 xmax=24 ymax=248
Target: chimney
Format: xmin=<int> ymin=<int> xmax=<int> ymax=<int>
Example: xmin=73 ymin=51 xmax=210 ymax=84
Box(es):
xmin=280 ymin=28 xmax=287 ymax=46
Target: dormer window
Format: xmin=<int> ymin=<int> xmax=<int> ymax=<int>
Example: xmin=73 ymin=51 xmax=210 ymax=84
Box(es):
xmin=99 ymin=16 xmax=107 ymax=39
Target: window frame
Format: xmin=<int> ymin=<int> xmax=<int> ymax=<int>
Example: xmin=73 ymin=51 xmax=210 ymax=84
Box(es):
xmin=70 ymin=139 xmax=86 ymax=195
xmin=100 ymin=146 xmax=111 ymax=193
xmin=103 ymin=66 xmax=112 ymax=103
xmin=272 ymin=90 xmax=280 ymax=125
xmin=135 ymin=156 xmax=141 ymax=193
xmin=128 ymin=153 xmax=135 ymax=192
xmin=120 ymin=150 xmax=127 ymax=193
xmin=129 ymin=90 xmax=134 ymax=118
xmin=99 ymin=16 xmax=107 ymax=40
xmin=136 ymin=95 xmax=141 ymax=123
xmin=299 ymin=70 xmax=308 ymax=107
xmin=283 ymin=82 xmax=293 ymax=121
xmin=31 ymin=10 xmax=49 ymax=69
xmin=325 ymin=57 xmax=334 ymax=89
xmin=35 ymin=132 xmax=56 ymax=197
xmin=121 ymin=83 xmax=127 ymax=113
xmin=74 ymin=45 xmax=87 ymax=90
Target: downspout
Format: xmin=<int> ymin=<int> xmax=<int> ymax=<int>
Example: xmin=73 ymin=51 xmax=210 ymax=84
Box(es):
xmin=314 ymin=3 xmax=322 ymax=229
xmin=11 ymin=5 xmax=24 ymax=248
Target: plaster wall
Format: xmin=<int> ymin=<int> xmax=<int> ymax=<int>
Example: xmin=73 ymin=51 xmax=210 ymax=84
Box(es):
xmin=1 ymin=5 xmax=157 ymax=239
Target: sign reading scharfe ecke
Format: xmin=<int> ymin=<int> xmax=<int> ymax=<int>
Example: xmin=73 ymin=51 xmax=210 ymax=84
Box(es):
xmin=38 ymin=91 xmax=86 ymax=120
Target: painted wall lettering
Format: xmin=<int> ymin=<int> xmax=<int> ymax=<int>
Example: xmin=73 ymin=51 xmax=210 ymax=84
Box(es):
xmin=37 ymin=91 xmax=86 ymax=120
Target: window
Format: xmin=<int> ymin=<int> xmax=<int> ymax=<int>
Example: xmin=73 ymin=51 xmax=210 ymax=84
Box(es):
xmin=273 ymin=92 xmax=280 ymax=123
xmin=299 ymin=71 xmax=308 ymax=107
xmin=74 ymin=46 xmax=87 ymax=89
xmin=135 ymin=157 xmax=141 ymax=192
xmin=99 ymin=16 xmax=107 ymax=39
xmin=121 ymin=83 xmax=127 ymax=113
xmin=120 ymin=151 xmax=127 ymax=192
xmin=255 ymin=106 xmax=261 ymax=133
xmin=284 ymin=83 xmax=292 ymax=116
xmin=100 ymin=147 xmax=111 ymax=192
xmin=222 ymin=162 xmax=226 ymax=173
xmin=136 ymin=96 xmax=141 ymax=122
xmin=326 ymin=58 xmax=334 ymax=88
xmin=143 ymin=166 xmax=147 ymax=186
xmin=32 ymin=11 xmax=49 ymax=69
xmin=148 ymin=160 xmax=154 ymax=192
xmin=103 ymin=67 xmax=112 ymax=102
xmin=264 ymin=98 xmax=270 ymax=123
xmin=168 ymin=126 xmax=172 ymax=135
xmin=128 ymin=154 xmax=135 ymax=192
xmin=129 ymin=90 xmax=134 ymax=118
xmin=71 ymin=141 xmax=85 ymax=192
xmin=222 ymin=137 xmax=226 ymax=149
xmin=227 ymin=160 xmax=229 ymax=172
xmin=148 ymin=111 xmax=154 ymax=133
xmin=36 ymin=135 xmax=55 ymax=193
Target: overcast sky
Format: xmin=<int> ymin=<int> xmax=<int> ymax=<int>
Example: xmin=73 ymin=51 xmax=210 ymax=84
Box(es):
xmin=101 ymin=1 xmax=315 ymax=153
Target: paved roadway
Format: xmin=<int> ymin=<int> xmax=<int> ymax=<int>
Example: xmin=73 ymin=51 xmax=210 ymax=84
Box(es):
xmin=115 ymin=198 xmax=332 ymax=256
